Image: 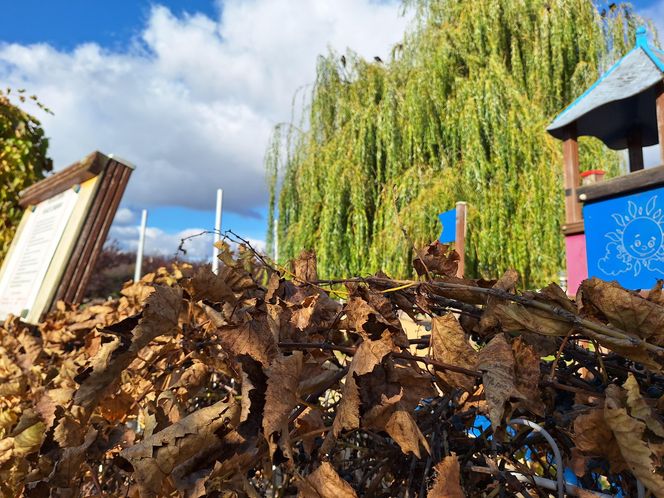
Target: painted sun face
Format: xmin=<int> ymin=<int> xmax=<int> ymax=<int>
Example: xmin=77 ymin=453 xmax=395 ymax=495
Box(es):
xmin=623 ymin=217 xmax=663 ymax=259
xmin=603 ymin=196 xmax=664 ymax=276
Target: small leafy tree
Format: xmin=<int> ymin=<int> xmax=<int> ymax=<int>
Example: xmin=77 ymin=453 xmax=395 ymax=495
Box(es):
xmin=0 ymin=88 xmax=52 ymax=258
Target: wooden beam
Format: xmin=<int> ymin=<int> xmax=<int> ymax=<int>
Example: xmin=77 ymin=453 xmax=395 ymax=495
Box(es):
xmin=19 ymin=151 xmax=105 ymax=208
xmin=576 ymin=164 xmax=664 ymax=203
xmin=71 ymin=163 xmax=132 ymax=303
xmin=627 ymin=131 xmax=644 ymax=172
xmin=657 ymin=82 xmax=664 ymax=166
xmin=562 ymin=127 xmax=582 ymax=225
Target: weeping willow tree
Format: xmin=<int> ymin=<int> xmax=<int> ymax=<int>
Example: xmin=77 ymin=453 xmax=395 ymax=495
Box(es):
xmin=267 ymin=0 xmax=654 ymax=287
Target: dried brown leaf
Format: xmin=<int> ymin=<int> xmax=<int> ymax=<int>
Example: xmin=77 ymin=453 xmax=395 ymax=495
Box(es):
xmin=430 ymin=314 xmax=478 ymax=392
xmin=413 ymin=241 xmax=459 ymax=278
xmin=493 ymin=302 xmax=573 ymax=337
xmin=217 ymin=314 xmax=279 ymax=366
xmin=326 ymin=335 xmax=398 ymax=451
xmin=427 ymin=453 xmax=465 ymax=498
xmin=573 ymin=408 xmax=626 ymax=473
xmin=120 ymin=398 xmax=239 ymax=498
xmin=47 ymin=427 xmax=98 ymax=489
xmin=290 ymin=294 xmax=320 ymax=331
xmin=624 ymin=373 xmax=664 ymax=437
xmin=479 ymin=270 xmax=519 ymax=333
xmin=295 ymin=407 xmax=325 ymax=456
xmin=580 ymin=278 xmax=664 ymax=346
xmin=345 ymin=284 xmax=409 ymax=347
xmin=182 ymin=265 xmax=237 ymax=305
xmin=293 ymin=250 xmax=318 ymax=283
xmin=477 ymin=335 xmax=522 ymax=429
xmin=384 ymin=408 xmax=430 ymax=458
xmin=263 ymin=352 xmax=303 ymax=457
xmin=604 ymin=386 xmax=664 ymax=497
xmin=73 ymin=285 xmax=182 ymax=413
xmin=511 ymin=338 xmax=544 ymax=417
xmin=297 ymin=462 xmax=358 ymax=498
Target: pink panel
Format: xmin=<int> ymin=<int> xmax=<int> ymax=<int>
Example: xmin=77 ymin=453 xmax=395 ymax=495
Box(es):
xmin=565 ymin=234 xmax=588 ymax=295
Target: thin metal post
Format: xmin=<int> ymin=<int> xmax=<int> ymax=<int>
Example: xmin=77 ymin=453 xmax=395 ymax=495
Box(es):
xmin=273 ymin=217 xmax=279 ymax=262
xmin=212 ymin=189 xmax=223 ymax=274
xmin=134 ymin=209 xmax=148 ymax=282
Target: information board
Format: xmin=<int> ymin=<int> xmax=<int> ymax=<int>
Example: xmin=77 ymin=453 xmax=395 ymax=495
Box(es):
xmin=0 ymin=151 xmax=134 ymax=323
xmin=584 ymin=186 xmax=664 ymax=289
xmin=0 ymin=189 xmax=78 ymax=319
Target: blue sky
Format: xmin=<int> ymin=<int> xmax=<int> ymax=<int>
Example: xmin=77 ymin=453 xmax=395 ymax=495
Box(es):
xmin=0 ymin=1 xmax=219 ymax=50
xmin=0 ymin=0 xmax=662 ymax=260
xmin=0 ymin=0 xmax=410 ymax=259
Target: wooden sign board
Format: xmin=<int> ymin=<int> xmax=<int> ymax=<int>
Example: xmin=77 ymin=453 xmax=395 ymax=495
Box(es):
xmin=0 ymin=151 xmax=133 ymax=323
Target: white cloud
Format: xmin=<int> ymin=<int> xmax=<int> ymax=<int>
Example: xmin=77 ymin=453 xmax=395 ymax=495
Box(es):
xmin=113 ymin=207 xmax=136 ymax=225
xmin=0 ymin=0 xmax=410 ymax=218
xmin=107 ymin=222 xmax=266 ymax=261
xmin=108 ymin=224 xmax=215 ymax=261
xmin=643 ymin=1 xmax=664 ymax=46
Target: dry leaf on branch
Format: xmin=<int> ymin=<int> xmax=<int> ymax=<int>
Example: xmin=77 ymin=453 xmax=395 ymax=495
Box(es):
xmin=604 ymin=385 xmax=664 ymax=497
xmin=573 ymin=407 xmax=626 ymax=473
xmin=430 ymin=314 xmax=478 ymax=392
xmin=216 ymin=313 xmax=279 ymax=366
xmin=297 ymin=461 xmax=358 ymax=498
xmin=413 ymin=241 xmax=460 ymax=278
xmin=511 ymin=337 xmax=544 ymax=416
xmin=293 ymin=250 xmax=318 ymax=283
xmin=119 ymin=398 xmax=239 ymax=497
xmin=479 ymin=269 xmax=519 ymax=333
xmin=73 ymin=285 xmax=182 ymax=414
xmin=263 ymin=351 xmax=304 ymax=458
xmin=477 ymin=334 xmax=523 ymax=429
xmin=580 ymin=278 xmax=664 ymax=347
xmin=345 ymin=283 xmax=409 ymax=347
xmin=624 ymin=373 xmax=664 ymax=438
xmin=427 ymin=453 xmax=465 ymax=498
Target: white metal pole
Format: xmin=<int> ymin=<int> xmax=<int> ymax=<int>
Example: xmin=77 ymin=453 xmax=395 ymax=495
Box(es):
xmin=134 ymin=209 xmax=148 ymax=282
xmin=273 ymin=217 xmax=278 ymax=262
xmin=212 ymin=189 xmax=223 ymax=274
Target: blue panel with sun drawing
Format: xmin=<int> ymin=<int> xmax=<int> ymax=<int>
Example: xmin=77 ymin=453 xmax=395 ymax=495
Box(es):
xmin=584 ymin=187 xmax=664 ymax=289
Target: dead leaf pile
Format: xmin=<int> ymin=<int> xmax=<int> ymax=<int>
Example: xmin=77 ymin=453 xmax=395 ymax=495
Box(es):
xmin=1 ymin=240 xmax=663 ymax=497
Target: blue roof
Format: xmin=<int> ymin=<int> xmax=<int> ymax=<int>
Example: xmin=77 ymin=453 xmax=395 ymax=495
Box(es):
xmin=548 ymin=27 xmax=664 ymax=150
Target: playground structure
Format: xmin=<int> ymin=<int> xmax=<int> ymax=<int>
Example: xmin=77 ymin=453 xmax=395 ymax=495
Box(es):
xmin=548 ymin=27 xmax=664 ymax=294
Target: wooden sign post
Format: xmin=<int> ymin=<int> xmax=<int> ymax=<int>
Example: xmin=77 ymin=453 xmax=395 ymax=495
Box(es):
xmin=0 ymin=151 xmax=134 ymax=323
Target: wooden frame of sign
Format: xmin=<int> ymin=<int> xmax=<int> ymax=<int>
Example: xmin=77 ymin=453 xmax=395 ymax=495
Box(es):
xmin=0 ymin=151 xmax=134 ymax=323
